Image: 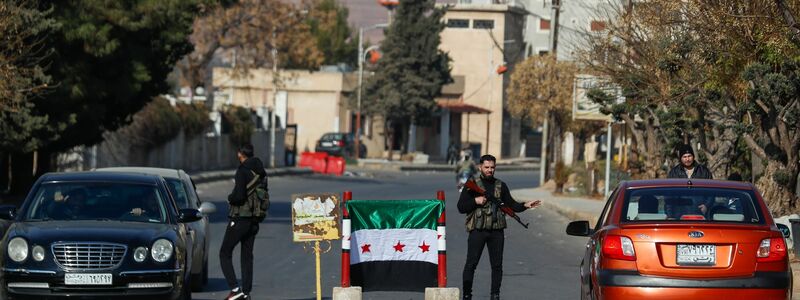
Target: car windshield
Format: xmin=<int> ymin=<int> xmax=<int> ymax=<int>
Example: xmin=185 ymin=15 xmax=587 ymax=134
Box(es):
xmin=621 ymin=187 xmax=764 ymax=224
xmin=165 ymin=178 xmax=190 ymax=209
xmin=320 ymin=133 xmax=341 ymax=141
xmin=23 ymin=182 xmax=168 ymax=223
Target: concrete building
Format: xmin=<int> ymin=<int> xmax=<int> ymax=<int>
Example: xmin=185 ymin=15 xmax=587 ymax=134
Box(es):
xmin=517 ymin=0 xmax=609 ymax=61
xmin=212 ymin=68 xmax=368 ymax=156
xmin=438 ymin=3 xmax=527 ymax=158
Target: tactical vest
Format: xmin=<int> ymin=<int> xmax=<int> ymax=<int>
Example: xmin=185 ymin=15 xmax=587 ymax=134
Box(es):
xmin=229 ymin=170 xmax=269 ymax=219
xmin=465 ymin=177 xmax=507 ymax=231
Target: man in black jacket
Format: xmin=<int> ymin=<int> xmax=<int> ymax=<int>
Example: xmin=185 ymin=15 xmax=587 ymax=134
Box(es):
xmin=220 ymin=144 xmax=268 ymax=300
xmin=667 ymin=144 xmax=713 ymax=180
xmin=457 ymin=154 xmax=540 ymax=300
xmin=667 ymin=144 xmax=713 ymax=217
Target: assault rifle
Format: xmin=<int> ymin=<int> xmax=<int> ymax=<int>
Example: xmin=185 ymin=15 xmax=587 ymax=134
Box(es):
xmin=463 ymin=179 xmax=535 ymax=229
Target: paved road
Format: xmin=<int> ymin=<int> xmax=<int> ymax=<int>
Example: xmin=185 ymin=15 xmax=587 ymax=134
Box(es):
xmin=192 ymin=170 xmax=588 ymax=300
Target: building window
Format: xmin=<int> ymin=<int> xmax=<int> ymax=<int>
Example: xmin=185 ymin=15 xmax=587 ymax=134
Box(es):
xmin=538 ymin=50 xmax=549 ymax=56
xmin=473 ymin=19 xmax=494 ymax=29
xmin=447 ymin=19 xmax=469 ymax=28
xmin=591 ymin=20 xmax=607 ymax=32
xmin=539 ymin=18 xmax=551 ymax=31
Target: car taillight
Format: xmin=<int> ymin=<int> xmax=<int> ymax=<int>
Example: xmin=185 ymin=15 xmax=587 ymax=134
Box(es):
xmin=602 ymin=235 xmax=636 ymax=261
xmin=756 ymin=237 xmax=787 ymax=262
xmin=337 ymin=140 xmax=344 ymax=146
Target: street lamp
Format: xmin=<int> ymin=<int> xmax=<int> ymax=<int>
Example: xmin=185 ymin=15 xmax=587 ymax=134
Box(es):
xmin=355 ymin=23 xmax=388 ymax=159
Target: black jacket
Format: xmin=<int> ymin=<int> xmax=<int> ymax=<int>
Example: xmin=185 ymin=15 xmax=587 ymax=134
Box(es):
xmin=667 ymin=163 xmax=713 ymax=179
xmin=228 ymin=157 xmax=268 ymax=206
xmin=457 ymin=176 xmax=526 ymax=214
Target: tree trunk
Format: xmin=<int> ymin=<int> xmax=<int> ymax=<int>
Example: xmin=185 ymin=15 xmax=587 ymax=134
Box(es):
xmin=757 ymin=161 xmax=799 ymax=216
xmin=386 ymin=121 xmax=394 ymax=161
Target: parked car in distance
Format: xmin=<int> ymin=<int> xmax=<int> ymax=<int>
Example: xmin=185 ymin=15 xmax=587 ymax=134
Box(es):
xmin=315 ymin=132 xmax=366 ymax=158
xmin=0 ymin=172 xmax=201 ymax=300
xmin=95 ymin=167 xmax=217 ymax=292
xmin=567 ymin=179 xmax=792 ymax=300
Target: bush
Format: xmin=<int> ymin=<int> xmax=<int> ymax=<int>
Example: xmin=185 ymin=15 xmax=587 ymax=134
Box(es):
xmin=221 ymin=105 xmax=255 ymax=146
xmin=122 ymin=97 xmax=181 ymax=148
xmin=175 ymin=102 xmax=211 ymax=137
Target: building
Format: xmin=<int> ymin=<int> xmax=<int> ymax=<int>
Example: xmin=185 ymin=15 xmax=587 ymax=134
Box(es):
xmin=438 ymin=3 xmax=527 ymax=158
xmin=519 ymin=0 xmax=609 ymax=60
xmin=212 ymin=68 xmax=363 ymax=156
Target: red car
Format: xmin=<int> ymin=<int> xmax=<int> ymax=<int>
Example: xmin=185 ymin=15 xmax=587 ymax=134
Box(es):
xmin=567 ymin=179 xmax=793 ymax=300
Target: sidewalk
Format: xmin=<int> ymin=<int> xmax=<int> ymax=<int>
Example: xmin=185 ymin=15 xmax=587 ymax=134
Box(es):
xmin=512 ymin=187 xmax=800 ymax=297
xmin=511 ymin=187 xmax=605 ymax=222
xmin=189 ymin=166 xmax=313 ymax=184
xmin=355 ymin=158 xmax=539 ymax=172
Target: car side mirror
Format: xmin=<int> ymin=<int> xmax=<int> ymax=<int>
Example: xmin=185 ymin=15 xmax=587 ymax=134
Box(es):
xmin=777 ymin=223 xmax=791 ymax=239
xmin=566 ymin=221 xmax=592 ymax=237
xmin=198 ymin=202 xmax=217 ymax=215
xmin=0 ymin=205 xmax=16 ymax=220
xmin=177 ymin=209 xmax=203 ymax=223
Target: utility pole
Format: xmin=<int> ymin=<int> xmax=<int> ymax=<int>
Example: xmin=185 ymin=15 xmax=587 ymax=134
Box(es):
xmin=355 ymin=24 xmax=388 ymax=159
xmin=270 ymin=31 xmax=278 ymax=169
xmin=540 ymin=0 xmax=561 ymax=186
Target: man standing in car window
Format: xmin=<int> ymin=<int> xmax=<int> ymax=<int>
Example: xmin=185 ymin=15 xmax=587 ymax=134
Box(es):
xmin=220 ymin=144 xmax=267 ymax=300
xmin=667 ymin=144 xmax=713 ymax=216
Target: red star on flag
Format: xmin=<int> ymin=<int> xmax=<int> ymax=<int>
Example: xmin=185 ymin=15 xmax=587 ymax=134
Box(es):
xmin=361 ymin=244 xmax=371 ymax=253
xmin=437 ymin=234 xmax=442 ymax=239
xmin=419 ymin=241 xmax=430 ymax=253
xmin=393 ymin=241 xmax=405 ymax=252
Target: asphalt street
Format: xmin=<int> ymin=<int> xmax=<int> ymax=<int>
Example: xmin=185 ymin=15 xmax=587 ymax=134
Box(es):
xmin=192 ymin=170 xmax=588 ymax=300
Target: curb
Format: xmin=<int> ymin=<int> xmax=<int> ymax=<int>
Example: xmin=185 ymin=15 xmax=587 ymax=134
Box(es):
xmin=190 ymin=167 xmax=313 ymax=184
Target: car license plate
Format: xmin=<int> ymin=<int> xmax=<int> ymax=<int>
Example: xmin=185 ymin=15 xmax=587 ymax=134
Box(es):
xmin=64 ymin=273 xmax=113 ymax=285
xmin=677 ymin=244 xmax=716 ymax=266
xmin=321 ymin=142 xmax=333 ymax=147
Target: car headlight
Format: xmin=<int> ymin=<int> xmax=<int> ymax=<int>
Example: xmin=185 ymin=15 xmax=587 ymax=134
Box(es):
xmin=151 ymin=239 xmax=173 ymax=263
xmin=32 ymin=245 xmax=45 ymax=262
xmin=7 ymin=237 xmax=28 ymax=262
xmin=134 ymin=247 xmax=148 ymax=263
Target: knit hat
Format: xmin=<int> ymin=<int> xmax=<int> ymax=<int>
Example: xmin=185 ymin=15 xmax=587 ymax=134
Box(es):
xmin=677 ymin=144 xmax=694 ymax=157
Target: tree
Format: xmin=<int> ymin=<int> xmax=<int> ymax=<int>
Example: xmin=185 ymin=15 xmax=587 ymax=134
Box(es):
xmin=361 ymin=0 xmax=451 ymax=158
xmin=306 ymin=0 xmax=358 ymax=67
xmin=0 ymin=0 xmax=210 ymax=195
xmin=580 ymin=0 xmax=800 ymax=215
xmin=506 ymin=54 xmax=579 ymax=189
xmin=177 ymin=0 xmax=324 ymax=107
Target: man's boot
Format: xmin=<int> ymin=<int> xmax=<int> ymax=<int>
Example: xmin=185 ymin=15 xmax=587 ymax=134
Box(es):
xmin=462 ymin=294 xmax=472 ymax=300
xmin=490 ymin=293 xmax=500 ymax=300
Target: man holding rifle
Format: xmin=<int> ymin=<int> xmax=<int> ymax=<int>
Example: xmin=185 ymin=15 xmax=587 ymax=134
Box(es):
xmin=458 ymin=154 xmax=541 ymax=300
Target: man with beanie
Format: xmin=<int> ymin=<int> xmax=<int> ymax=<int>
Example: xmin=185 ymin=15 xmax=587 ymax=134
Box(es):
xmin=220 ymin=144 xmax=268 ymax=300
xmin=668 ymin=144 xmax=712 ymax=180
xmin=667 ymin=144 xmax=713 ymax=216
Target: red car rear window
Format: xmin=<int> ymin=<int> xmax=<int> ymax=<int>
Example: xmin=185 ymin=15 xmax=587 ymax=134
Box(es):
xmin=620 ymin=187 xmax=765 ymax=224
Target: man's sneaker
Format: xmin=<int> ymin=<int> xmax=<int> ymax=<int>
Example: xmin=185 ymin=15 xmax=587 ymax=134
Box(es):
xmin=225 ymin=287 xmax=245 ymax=300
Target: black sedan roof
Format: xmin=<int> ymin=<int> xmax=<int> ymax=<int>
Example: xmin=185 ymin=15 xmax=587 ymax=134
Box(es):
xmin=39 ymin=171 xmax=162 ymax=185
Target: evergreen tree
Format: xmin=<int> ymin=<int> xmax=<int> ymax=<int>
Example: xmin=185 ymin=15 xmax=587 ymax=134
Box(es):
xmin=307 ymin=0 xmax=358 ymax=67
xmin=362 ymin=0 xmax=451 ymax=155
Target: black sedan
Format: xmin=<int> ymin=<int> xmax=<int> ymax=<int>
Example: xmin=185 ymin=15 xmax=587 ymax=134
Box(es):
xmin=0 ymin=172 xmax=201 ymax=299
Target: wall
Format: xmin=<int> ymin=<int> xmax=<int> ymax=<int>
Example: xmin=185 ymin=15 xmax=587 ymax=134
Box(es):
xmin=57 ymin=130 xmax=285 ymax=172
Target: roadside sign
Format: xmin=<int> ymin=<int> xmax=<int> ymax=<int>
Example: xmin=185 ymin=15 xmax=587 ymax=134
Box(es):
xmin=572 ymin=75 xmax=623 ymax=121
xmin=291 ymin=193 xmax=341 ymax=242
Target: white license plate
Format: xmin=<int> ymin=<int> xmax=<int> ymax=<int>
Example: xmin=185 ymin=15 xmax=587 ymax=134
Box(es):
xmin=321 ymin=142 xmax=333 ymax=147
xmin=677 ymin=244 xmax=716 ymax=266
xmin=64 ymin=273 xmax=113 ymax=285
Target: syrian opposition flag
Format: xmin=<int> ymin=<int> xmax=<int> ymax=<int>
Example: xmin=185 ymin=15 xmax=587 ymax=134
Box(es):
xmin=345 ymin=199 xmax=444 ymax=291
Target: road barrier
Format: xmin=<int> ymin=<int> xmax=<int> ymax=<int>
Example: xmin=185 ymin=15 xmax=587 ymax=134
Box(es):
xmin=326 ymin=156 xmax=346 ymax=176
xmin=299 ymin=152 xmax=347 ymax=176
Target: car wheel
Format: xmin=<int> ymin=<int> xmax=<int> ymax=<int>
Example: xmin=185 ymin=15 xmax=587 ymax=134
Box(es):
xmin=180 ymin=279 xmax=193 ymax=300
xmin=190 ymin=251 xmax=208 ymax=292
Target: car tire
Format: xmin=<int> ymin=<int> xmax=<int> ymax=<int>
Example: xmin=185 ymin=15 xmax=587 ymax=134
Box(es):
xmin=190 ymin=254 xmax=207 ymax=292
xmin=180 ymin=278 xmax=193 ymax=300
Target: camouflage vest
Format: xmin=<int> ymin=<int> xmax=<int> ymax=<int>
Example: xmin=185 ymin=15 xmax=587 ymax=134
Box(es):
xmin=465 ymin=177 xmax=507 ymax=231
xmin=229 ymin=170 xmax=269 ymax=219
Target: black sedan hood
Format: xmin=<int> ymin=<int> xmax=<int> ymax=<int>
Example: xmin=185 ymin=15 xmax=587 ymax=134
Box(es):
xmin=12 ymin=221 xmax=175 ymax=244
